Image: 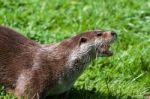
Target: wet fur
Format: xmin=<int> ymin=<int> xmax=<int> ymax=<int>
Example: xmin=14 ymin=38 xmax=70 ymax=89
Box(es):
xmin=0 ymin=26 xmax=116 ymax=99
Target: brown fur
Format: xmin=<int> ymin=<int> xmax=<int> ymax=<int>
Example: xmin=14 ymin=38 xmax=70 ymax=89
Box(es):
xmin=0 ymin=26 xmax=117 ymax=99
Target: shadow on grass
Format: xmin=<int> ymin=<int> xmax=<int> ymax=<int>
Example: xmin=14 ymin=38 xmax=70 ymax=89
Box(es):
xmin=46 ymin=88 xmax=133 ymax=99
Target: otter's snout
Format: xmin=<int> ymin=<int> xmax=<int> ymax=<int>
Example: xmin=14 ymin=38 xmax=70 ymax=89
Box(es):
xmin=96 ymin=31 xmax=117 ymax=57
xmin=100 ymin=31 xmax=117 ymax=42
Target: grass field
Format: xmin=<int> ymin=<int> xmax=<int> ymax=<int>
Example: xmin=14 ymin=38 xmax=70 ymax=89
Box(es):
xmin=0 ymin=0 xmax=150 ymax=99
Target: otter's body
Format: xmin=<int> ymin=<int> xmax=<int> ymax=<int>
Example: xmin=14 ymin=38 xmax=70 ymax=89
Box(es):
xmin=0 ymin=26 xmax=117 ymax=99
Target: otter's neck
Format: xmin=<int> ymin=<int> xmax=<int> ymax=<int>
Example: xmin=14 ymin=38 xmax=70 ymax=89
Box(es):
xmin=34 ymin=42 xmax=96 ymax=83
xmin=61 ymin=43 xmax=96 ymax=82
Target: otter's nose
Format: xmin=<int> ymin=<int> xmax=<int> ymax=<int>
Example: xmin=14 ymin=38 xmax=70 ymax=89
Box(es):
xmin=111 ymin=32 xmax=117 ymax=37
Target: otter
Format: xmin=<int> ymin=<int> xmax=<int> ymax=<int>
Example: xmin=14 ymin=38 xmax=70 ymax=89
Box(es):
xmin=0 ymin=26 xmax=117 ymax=99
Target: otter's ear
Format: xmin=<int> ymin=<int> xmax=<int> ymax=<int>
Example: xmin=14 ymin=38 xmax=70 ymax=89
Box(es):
xmin=79 ymin=37 xmax=88 ymax=46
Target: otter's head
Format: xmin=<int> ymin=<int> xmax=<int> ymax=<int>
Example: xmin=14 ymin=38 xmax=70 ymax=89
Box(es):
xmin=76 ymin=31 xmax=117 ymax=58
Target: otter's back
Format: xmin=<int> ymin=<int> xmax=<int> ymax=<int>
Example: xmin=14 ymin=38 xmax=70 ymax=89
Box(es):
xmin=0 ymin=26 xmax=38 ymax=88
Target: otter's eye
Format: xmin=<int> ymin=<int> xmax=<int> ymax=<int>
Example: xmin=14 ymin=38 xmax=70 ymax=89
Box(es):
xmin=96 ymin=33 xmax=103 ymax=36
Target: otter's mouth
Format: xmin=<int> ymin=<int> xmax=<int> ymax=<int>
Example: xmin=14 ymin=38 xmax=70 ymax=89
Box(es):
xmin=100 ymin=44 xmax=113 ymax=57
xmin=96 ymin=43 xmax=114 ymax=57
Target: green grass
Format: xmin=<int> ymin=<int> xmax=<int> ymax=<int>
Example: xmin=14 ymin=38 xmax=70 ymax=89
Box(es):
xmin=0 ymin=0 xmax=150 ymax=99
